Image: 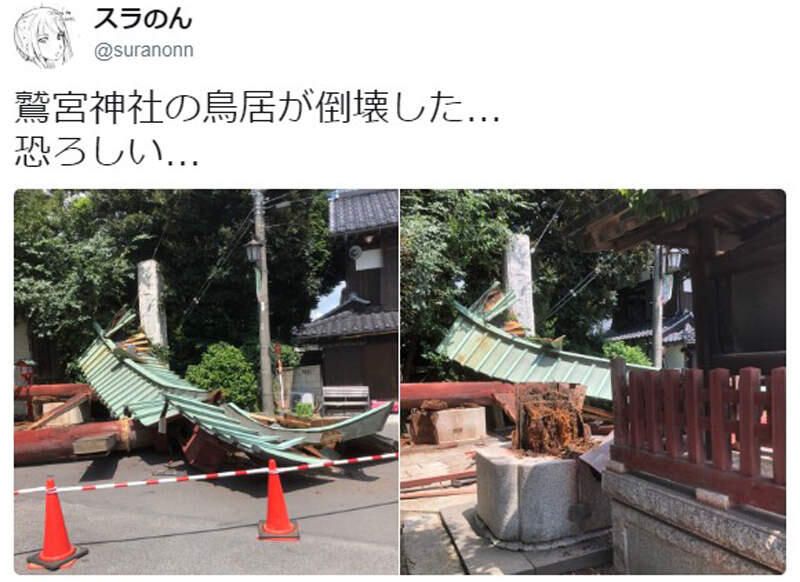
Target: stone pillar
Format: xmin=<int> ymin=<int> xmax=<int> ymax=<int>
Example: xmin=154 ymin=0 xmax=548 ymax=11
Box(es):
xmin=137 ymin=259 xmax=168 ymax=347
xmin=503 ymin=233 xmax=535 ymax=335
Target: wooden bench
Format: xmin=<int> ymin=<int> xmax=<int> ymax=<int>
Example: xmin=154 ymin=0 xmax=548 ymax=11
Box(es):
xmin=321 ymin=385 xmax=370 ymax=416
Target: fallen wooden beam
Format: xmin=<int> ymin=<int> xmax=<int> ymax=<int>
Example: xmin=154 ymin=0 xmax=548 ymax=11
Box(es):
xmin=24 ymin=391 xmax=90 ymax=431
xmin=401 ymin=382 xmax=514 ymax=409
xmin=400 ymin=470 xmax=477 ymax=490
xmin=401 ymin=487 xmax=477 ymax=500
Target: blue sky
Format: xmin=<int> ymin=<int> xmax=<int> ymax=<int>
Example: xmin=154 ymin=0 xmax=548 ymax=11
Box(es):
xmin=310 ymin=280 xmax=345 ymax=320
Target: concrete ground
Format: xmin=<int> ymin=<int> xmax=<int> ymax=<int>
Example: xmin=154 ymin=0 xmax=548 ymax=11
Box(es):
xmin=14 ymin=428 xmax=398 ymax=575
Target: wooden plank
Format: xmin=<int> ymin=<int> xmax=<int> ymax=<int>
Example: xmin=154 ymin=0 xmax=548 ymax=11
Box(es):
xmin=24 ymin=391 xmax=90 ymax=431
xmin=709 ymin=368 xmax=731 ymax=471
xmin=644 ymin=372 xmax=660 ymax=453
xmin=662 ymin=369 xmax=680 ymax=458
xmin=685 ymin=369 xmax=705 ymax=464
xmin=738 ymin=367 xmax=761 ymax=477
xmin=400 ymin=470 xmax=477 ymax=490
xmin=400 ymin=487 xmax=476 ymax=500
xmin=629 ymin=371 xmax=645 ymax=449
xmin=770 ymin=367 xmax=786 ymax=486
xmin=610 ymin=359 xmax=628 ymax=446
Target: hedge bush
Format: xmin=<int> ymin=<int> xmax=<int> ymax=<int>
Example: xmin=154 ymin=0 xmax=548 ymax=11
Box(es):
xmin=602 ymin=340 xmax=652 ymax=367
xmin=185 ymin=342 xmax=259 ymax=410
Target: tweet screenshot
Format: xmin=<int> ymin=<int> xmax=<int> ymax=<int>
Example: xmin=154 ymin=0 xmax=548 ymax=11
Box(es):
xmin=4 ymin=1 xmax=796 ymax=577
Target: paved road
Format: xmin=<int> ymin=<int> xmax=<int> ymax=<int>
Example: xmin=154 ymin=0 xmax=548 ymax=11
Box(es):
xmin=14 ymin=438 xmax=398 ymax=574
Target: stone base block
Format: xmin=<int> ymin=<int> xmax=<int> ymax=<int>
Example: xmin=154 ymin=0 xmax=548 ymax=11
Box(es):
xmin=476 ymin=447 xmax=610 ymax=543
xmin=603 ymin=469 xmax=785 ymax=573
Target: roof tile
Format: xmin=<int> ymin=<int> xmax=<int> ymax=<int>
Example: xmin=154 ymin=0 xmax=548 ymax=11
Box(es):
xmin=329 ymin=190 xmax=398 ymax=234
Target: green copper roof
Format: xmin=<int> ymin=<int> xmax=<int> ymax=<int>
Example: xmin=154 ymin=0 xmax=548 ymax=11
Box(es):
xmin=164 ymin=393 xmax=317 ymax=464
xmin=436 ymin=286 xmax=654 ymax=401
xmin=76 ymin=317 xmax=209 ymax=426
xmin=77 ymin=312 xmax=389 ymax=464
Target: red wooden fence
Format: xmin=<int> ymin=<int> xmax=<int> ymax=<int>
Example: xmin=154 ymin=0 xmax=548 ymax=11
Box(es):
xmin=610 ymin=359 xmax=785 ymax=515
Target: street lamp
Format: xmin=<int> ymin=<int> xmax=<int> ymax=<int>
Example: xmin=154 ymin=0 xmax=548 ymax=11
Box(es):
xmin=244 ymin=238 xmax=262 ymax=264
xmin=665 ymin=248 xmax=684 ymax=272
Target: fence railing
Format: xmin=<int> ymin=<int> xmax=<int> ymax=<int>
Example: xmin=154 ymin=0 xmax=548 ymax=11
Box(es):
xmin=610 ymin=359 xmax=785 ymax=515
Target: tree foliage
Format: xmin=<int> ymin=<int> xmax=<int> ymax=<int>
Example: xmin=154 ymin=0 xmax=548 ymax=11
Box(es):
xmin=14 ymin=191 xmax=136 ymax=377
xmin=400 ymin=190 xmax=653 ymax=380
xmin=400 ymin=190 xmax=532 ymax=379
xmin=14 ymin=189 xmax=338 ymax=380
xmin=516 ymin=191 xmax=653 ymax=354
xmin=185 ymin=342 xmax=259 ymax=410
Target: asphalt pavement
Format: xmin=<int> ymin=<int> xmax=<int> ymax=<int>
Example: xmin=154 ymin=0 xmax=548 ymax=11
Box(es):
xmin=14 ymin=433 xmax=398 ymax=574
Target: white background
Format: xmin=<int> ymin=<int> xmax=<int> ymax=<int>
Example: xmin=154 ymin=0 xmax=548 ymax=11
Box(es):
xmin=2 ymin=0 xmax=798 ymax=578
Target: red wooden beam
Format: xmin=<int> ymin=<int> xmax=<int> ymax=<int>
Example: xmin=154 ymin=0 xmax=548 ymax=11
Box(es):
xmin=400 ymin=382 xmax=514 ymax=409
xmin=14 ymin=420 xmax=154 ymax=465
xmin=14 ymin=383 xmax=92 ymax=399
xmin=611 ymin=444 xmax=785 ymax=515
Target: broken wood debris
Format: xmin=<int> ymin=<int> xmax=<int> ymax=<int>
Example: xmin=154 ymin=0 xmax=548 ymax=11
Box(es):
xmin=522 ymin=397 xmax=591 ymax=457
xmin=24 ymin=391 xmax=91 ymax=431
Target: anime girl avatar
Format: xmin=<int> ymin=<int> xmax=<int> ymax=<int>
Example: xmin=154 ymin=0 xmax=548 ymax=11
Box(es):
xmin=14 ymin=7 xmax=73 ymax=69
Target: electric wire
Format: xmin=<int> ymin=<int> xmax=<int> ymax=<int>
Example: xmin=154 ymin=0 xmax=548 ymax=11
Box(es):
xmin=177 ymin=207 xmax=254 ymax=328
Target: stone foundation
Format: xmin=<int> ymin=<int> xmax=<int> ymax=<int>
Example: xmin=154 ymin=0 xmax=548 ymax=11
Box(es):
xmin=603 ymin=468 xmax=785 ymax=574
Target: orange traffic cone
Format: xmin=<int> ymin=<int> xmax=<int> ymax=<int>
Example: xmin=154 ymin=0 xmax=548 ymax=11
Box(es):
xmin=257 ymin=460 xmax=299 ymax=541
xmin=27 ymin=478 xmax=88 ymax=570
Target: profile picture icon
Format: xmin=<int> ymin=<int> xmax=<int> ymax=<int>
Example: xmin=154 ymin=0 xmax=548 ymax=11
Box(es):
xmin=14 ymin=6 xmax=73 ymax=69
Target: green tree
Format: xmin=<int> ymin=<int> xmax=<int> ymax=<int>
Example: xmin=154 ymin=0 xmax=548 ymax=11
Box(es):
xmin=185 ymin=342 xmax=259 ymax=410
xmin=14 ymin=189 xmax=338 ymax=379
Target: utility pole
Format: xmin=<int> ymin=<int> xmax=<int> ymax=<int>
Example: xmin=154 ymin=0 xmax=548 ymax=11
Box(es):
xmin=252 ymin=190 xmax=275 ymax=415
xmin=652 ymin=245 xmax=664 ymax=368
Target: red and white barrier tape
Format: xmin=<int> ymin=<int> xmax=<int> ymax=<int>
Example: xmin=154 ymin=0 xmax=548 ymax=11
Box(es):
xmin=14 ymin=451 xmax=398 ymax=496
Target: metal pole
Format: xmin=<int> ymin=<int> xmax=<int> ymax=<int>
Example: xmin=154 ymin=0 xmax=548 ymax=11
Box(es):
xmin=652 ymin=245 xmax=663 ymax=368
xmin=252 ymin=190 xmax=275 ymax=415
